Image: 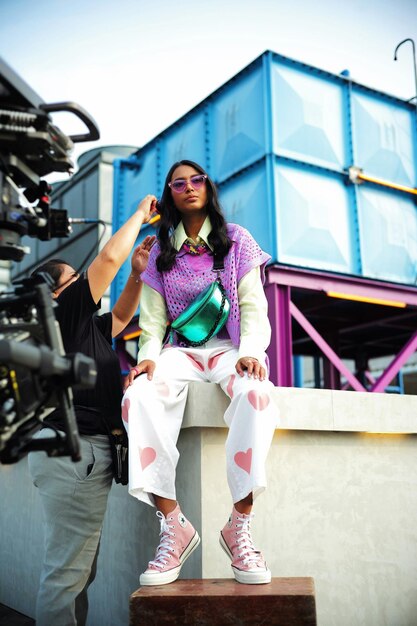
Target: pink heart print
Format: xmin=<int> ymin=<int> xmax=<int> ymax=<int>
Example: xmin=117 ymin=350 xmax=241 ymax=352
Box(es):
xmin=121 ymin=398 xmax=130 ymax=423
xmin=227 ymin=374 xmax=235 ymax=399
xmin=234 ymin=448 xmax=252 ymax=474
xmin=140 ymin=447 xmax=156 ymax=470
xmin=185 ymin=353 xmax=204 ymax=372
xmin=155 ymin=381 xmax=170 ymax=397
xmin=208 ymin=351 xmax=226 ymax=370
xmin=248 ymin=390 xmax=270 ymax=411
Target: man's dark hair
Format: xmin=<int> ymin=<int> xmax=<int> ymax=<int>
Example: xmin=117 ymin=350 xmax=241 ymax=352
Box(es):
xmin=31 ymin=258 xmax=68 ymax=290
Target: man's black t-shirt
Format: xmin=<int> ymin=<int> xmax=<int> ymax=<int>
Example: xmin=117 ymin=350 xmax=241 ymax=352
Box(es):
xmin=45 ymin=274 xmax=123 ymax=435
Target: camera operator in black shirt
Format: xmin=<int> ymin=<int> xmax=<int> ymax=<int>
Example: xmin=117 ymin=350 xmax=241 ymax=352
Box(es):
xmin=28 ymin=194 xmax=156 ymax=626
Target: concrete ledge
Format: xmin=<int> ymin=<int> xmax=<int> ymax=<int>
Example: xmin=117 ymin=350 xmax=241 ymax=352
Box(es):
xmin=183 ymin=383 xmax=417 ymax=433
xmin=130 ymin=578 xmax=317 ymax=625
xmin=2 ymin=385 xmax=417 ymax=626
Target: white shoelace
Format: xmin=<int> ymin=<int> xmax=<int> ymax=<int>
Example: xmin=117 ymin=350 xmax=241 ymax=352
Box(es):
xmin=148 ymin=511 xmax=176 ymax=570
xmin=235 ymin=513 xmax=263 ymax=567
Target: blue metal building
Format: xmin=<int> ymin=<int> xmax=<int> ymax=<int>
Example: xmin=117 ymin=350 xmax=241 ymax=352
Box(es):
xmin=111 ymin=50 xmax=417 ymax=392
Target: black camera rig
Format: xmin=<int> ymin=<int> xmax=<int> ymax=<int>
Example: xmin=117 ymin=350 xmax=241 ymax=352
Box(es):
xmin=0 ymin=57 xmax=100 ymax=463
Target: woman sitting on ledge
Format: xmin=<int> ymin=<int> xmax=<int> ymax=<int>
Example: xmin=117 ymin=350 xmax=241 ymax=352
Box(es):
xmin=123 ymin=160 xmax=278 ymax=586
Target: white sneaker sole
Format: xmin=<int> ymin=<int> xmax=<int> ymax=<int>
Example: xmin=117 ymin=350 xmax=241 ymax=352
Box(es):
xmin=219 ymin=533 xmax=272 ymax=585
xmin=140 ymin=531 xmax=201 ymax=586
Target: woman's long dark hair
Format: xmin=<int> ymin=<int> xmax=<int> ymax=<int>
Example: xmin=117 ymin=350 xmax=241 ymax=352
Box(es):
xmin=156 ymin=160 xmax=232 ymax=272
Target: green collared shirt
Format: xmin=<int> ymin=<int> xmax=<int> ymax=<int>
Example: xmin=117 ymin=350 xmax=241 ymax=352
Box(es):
xmin=172 ymin=216 xmax=213 ymax=251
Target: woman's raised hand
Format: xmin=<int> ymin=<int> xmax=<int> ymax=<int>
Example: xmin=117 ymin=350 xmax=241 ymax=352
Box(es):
xmin=235 ymin=356 xmax=266 ymax=381
xmin=123 ymin=359 xmax=156 ymax=391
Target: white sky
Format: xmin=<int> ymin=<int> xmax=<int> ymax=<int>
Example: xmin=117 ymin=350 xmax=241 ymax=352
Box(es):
xmin=1 ymin=0 xmax=416 ymax=176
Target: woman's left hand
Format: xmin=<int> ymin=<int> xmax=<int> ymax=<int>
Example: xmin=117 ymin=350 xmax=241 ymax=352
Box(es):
xmin=235 ymin=357 xmax=266 ymax=381
xmin=131 ymin=235 xmax=156 ymax=277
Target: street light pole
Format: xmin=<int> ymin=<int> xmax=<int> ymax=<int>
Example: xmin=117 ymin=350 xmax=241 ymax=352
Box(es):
xmin=394 ymin=38 xmax=417 ymax=104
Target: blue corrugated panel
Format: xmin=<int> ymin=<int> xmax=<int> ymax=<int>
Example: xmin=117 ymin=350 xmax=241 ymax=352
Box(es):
xmin=351 ymin=88 xmax=417 ymax=187
xmin=159 ymin=108 xmax=209 ymax=178
xmin=111 ymin=153 xmax=158 ymax=305
xmin=217 ymin=158 xmax=275 ymax=257
xmin=357 ymin=185 xmax=417 ymax=284
xmin=211 ymin=60 xmax=267 ymax=181
xmin=271 ymin=58 xmax=348 ymax=171
xmin=274 ymin=160 xmax=358 ymax=274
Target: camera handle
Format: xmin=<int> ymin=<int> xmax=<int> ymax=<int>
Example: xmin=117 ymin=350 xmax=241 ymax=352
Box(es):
xmin=40 ymin=102 xmax=100 ymax=143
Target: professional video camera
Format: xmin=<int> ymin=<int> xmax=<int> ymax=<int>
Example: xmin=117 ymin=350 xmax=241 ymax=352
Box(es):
xmin=0 ymin=57 xmax=99 ymax=463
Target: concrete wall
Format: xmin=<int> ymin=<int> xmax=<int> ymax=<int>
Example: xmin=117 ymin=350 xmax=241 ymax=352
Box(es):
xmin=1 ymin=385 xmax=417 ymax=626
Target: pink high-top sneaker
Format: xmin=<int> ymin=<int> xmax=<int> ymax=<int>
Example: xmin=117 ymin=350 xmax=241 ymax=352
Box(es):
xmin=140 ymin=504 xmax=200 ymax=586
xmin=220 ymin=507 xmax=271 ymax=584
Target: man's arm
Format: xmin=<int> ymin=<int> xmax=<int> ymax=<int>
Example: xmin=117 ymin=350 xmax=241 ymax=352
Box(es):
xmin=87 ymin=195 xmax=157 ymax=305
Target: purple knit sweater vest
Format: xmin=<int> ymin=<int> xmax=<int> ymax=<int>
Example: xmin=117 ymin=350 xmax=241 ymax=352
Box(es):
xmin=141 ymin=223 xmax=271 ymax=347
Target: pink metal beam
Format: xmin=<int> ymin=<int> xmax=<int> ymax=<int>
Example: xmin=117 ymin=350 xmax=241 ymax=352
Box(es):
xmin=322 ymin=334 xmax=341 ymax=390
xmin=267 ymin=265 xmax=417 ymax=306
xmin=370 ymin=330 xmax=417 ymax=392
xmin=265 ymin=283 xmax=293 ymax=387
xmin=289 ymin=301 xmax=367 ymax=392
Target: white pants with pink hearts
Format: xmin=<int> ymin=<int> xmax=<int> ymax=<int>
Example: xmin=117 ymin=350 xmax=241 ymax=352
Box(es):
xmin=123 ymin=338 xmax=278 ymax=507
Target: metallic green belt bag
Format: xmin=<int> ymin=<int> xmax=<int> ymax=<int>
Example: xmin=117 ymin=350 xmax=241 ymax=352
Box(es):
xmin=171 ymin=277 xmax=230 ymax=347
